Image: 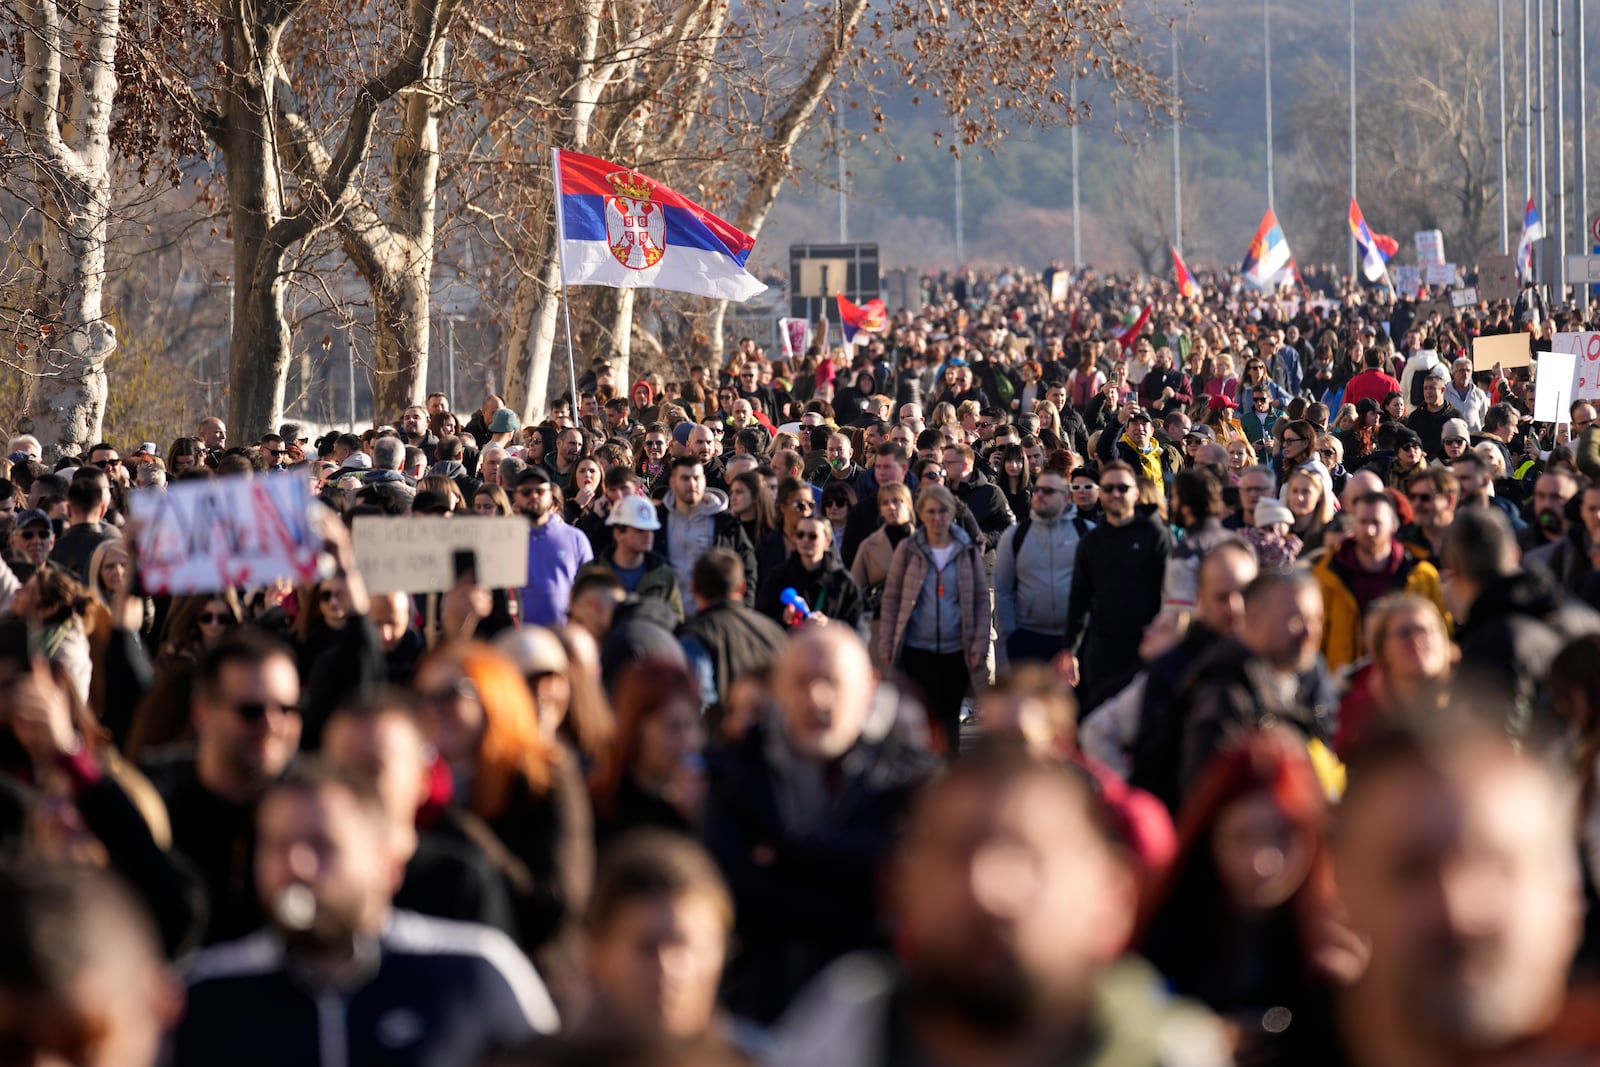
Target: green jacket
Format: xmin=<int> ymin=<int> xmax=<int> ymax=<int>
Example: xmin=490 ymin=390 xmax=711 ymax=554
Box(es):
xmin=599 ymin=547 xmax=684 ymax=622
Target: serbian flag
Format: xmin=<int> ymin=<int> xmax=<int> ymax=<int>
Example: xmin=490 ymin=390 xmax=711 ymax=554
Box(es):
xmin=1348 ymin=198 xmax=1398 ymax=282
xmin=837 ymin=294 xmax=887 ymax=345
xmin=1172 ymin=246 xmax=1200 ymax=299
xmin=1240 ymin=208 xmax=1295 ymax=290
xmin=1516 ymin=197 xmax=1544 ymax=280
xmin=1115 ymin=304 xmax=1153 ymax=353
xmin=554 ymin=149 xmax=766 ymax=301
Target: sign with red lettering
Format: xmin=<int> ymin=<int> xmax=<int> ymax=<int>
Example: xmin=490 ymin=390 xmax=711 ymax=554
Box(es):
xmin=1553 ymin=332 xmax=1600 ymax=401
xmin=130 ymin=474 xmax=321 ymax=594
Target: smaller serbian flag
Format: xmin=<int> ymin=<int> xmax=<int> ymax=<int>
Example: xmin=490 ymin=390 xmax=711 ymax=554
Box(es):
xmin=555 ymin=149 xmax=766 ymax=301
xmin=1516 ymin=197 xmax=1544 ymax=280
xmin=837 ymin=294 xmax=887 ymax=345
xmin=1171 ymin=247 xmax=1200 ymax=299
xmin=1348 ymin=198 xmax=1397 ymax=283
xmin=1240 ymin=208 xmax=1294 ymax=290
xmin=1114 ymin=304 xmax=1153 ymax=353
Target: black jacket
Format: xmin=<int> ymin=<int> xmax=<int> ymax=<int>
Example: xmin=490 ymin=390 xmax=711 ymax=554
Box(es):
xmin=704 ymin=717 xmax=937 ymax=1022
xmin=677 ymin=599 xmax=787 ymax=731
xmin=1454 ymin=567 xmax=1600 ymax=739
xmin=1129 ymin=623 xmax=1226 ymax=813
xmin=950 ymin=470 xmax=1016 ymax=557
xmin=1064 ymin=507 xmax=1173 ymax=649
xmin=1535 ymin=525 xmax=1600 ymax=610
xmin=755 ymin=553 xmax=864 ymax=628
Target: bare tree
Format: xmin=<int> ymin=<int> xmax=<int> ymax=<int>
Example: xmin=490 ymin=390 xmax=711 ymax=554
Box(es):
xmin=9 ymin=0 xmax=120 ymax=457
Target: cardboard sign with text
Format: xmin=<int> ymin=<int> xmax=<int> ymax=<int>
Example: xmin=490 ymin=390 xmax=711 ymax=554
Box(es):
xmin=1553 ymin=332 xmax=1600 ymax=401
xmin=1450 ymin=286 xmax=1479 ymax=309
xmin=1415 ymin=230 xmax=1446 ymax=266
xmin=1471 ymin=331 xmax=1531 ymax=372
xmin=130 ymin=474 xmax=321 ymax=594
xmin=352 ymin=515 xmax=530 ymax=594
xmin=1534 ymin=350 xmax=1576 ymax=424
xmin=1478 ymin=254 xmax=1518 ymax=303
xmin=1426 ymin=262 xmax=1458 ymax=287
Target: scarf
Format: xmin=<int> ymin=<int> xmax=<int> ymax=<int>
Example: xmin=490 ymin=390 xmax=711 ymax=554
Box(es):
xmin=1120 ymin=432 xmax=1163 ymax=486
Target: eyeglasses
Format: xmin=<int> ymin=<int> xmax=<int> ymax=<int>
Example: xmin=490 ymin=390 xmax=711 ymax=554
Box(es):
xmin=644 ymin=439 xmax=667 ymax=449
xmin=1442 ymin=438 xmax=1468 ymax=446
xmin=922 ymin=468 xmax=946 ymax=478
xmin=1319 ymin=448 xmax=1338 ymax=458
xmin=198 ymin=612 xmax=229 ymax=624
xmin=1100 ymin=483 xmax=1135 ymax=495
xmin=786 ymin=499 xmax=814 ymax=512
xmin=1031 ymin=486 xmax=1063 ymax=496
xmin=17 ymin=529 xmax=50 ymax=540
xmin=229 ymin=700 xmax=299 ymax=723
xmin=266 ymin=449 xmax=286 ymax=458
xmin=1281 ymin=435 xmax=1305 ymax=445
xmin=95 ymin=457 xmax=120 ymax=468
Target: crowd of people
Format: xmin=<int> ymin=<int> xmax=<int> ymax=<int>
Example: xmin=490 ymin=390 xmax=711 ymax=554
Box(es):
xmin=5 ymin=262 xmax=1600 ymax=1067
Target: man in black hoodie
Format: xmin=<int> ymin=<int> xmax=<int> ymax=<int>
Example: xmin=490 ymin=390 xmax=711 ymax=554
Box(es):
xmin=942 ymin=442 xmax=1015 ymax=561
xmin=1059 ymin=461 xmax=1173 ymax=713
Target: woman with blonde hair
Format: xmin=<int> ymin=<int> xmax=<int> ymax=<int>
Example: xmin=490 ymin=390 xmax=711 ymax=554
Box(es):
xmin=1283 ymin=466 xmax=1336 ymax=554
xmin=927 ymin=401 xmax=959 ymax=429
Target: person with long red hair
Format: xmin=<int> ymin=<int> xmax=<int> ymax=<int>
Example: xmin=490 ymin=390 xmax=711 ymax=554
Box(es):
xmin=413 ymin=640 xmax=594 ymax=1012
xmin=588 ymin=659 xmax=705 ymax=846
xmin=1136 ymin=729 xmax=1342 ymax=1065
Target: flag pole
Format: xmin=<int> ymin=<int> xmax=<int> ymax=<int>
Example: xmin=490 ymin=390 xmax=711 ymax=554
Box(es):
xmin=551 ymin=147 xmax=579 ymax=415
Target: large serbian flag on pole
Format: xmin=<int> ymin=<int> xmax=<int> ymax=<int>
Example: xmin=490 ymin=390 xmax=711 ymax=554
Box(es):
xmin=554 ymin=149 xmax=766 ymax=302
xmin=1240 ymin=208 xmax=1295 ymax=290
xmin=837 ymin=294 xmax=887 ymax=345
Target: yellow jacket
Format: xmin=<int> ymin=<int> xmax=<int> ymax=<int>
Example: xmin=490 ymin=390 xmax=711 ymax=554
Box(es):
xmin=1311 ymin=545 xmax=1449 ymax=674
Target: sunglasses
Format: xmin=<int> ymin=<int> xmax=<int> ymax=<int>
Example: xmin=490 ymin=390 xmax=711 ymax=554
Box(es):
xmin=1319 ymin=448 xmax=1338 ymax=458
xmin=1443 ymin=438 xmax=1468 ymax=446
xmin=786 ymin=499 xmax=814 ymax=512
xmin=95 ymin=458 xmax=120 ymax=468
xmin=1409 ymin=493 xmax=1435 ymax=504
xmin=198 ymin=611 xmax=229 ymax=624
xmin=1100 ymin=484 xmax=1135 ymax=495
xmin=794 ymin=532 xmax=822 ymax=542
xmin=17 ymin=529 xmax=50 ymax=540
xmin=1031 ymin=486 xmax=1063 ymax=496
xmin=318 ymin=588 xmax=339 ymax=602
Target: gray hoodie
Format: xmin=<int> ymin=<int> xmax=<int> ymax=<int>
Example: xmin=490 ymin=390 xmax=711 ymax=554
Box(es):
xmin=661 ymin=486 xmax=730 ymax=606
xmin=994 ymin=506 xmax=1091 ymax=638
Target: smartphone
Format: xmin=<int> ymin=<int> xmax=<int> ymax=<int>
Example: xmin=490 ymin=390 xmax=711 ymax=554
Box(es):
xmin=452 ymin=549 xmax=477 ymax=583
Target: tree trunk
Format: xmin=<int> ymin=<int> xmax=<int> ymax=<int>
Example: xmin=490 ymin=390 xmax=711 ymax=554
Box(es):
xmin=610 ymin=287 xmax=635 ymax=389
xmin=505 ymin=240 xmax=564 ymax=423
xmin=706 ymin=300 xmax=729 ymax=372
xmin=15 ymin=0 xmax=120 ymax=459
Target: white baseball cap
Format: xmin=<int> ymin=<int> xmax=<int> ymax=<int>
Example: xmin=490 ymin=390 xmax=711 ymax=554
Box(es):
xmin=605 ymin=494 xmax=662 ymax=531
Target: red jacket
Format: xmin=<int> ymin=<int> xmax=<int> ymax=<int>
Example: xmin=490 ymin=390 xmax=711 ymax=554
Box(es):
xmin=1342 ymin=367 xmax=1402 ymax=408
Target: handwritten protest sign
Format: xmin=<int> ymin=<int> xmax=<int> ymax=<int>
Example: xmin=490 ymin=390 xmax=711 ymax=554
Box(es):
xmin=1393 ymin=265 xmax=1422 ymax=296
xmin=1552 ymin=332 xmax=1600 ymax=401
xmin=352 ymin=515 xmax=530 ymax=594
xmin=1471 ymin=331 xmax=1531 ymax=372
xmin=1534 ymin=350 xmax=1575 ymax=424
xmin=1415 ymin=230 xmax=1446 ymax=266
xmin=1426 ymin=262 xmax=1458 ymax=287
xmin=130 ymin=474 xmax=320 ymax=594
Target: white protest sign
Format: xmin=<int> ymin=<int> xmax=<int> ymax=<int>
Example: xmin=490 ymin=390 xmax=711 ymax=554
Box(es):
xmin=1415 ymin=230 xmax=1446 ymax=265
xmin=1534 ymin=350 xmax=1576 ymax=424
xmin=1426 ymin=262 xmax=1457 ymax=287
xmin=1393 ymin=265 xmax=1423 ymax=295
xmin=352 ymin=515 xmax=531 ymax=594
xmin=130 ymin=474 xmax=320 ymax=594
xmin=1050 ymin=271 xmax=1071 ymax=304
xmin=1552 ymin=332 xmax=1600 ymax=401
xmin=1450 ymin=286 xmax=1479 ymax=308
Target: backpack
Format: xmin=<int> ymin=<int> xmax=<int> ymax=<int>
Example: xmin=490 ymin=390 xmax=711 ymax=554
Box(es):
xmin=1009 ymin=514 xmax=1090 ymax=591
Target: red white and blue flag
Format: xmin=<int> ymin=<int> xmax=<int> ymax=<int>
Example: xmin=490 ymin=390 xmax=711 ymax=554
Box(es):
xmin=1240 ymin=208 xmax=1296 ymax=290
xmin=836 ymin=294 xmax=887 ymax=345
xmin=555 ymin=149 xmax=766 ymax=301
xmin=1171 ymin=246 xmax=1200 ymax=299
xmin=1516 ymin=197 xmax=1545 ymax=280
xmin=1348 ymin=198 xmax=1398 ymax=283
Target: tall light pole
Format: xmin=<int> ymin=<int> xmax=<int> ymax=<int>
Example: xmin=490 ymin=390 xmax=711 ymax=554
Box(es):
xmin=1172 ymin=22 xmax=1182 ymax=256
xmin=1264 ymin=0 xmax=1275 ymax=213
xmin=1580 ymin=0 xmax=1591 ymax=314
xmin=836 ymin=112 xmax=847 ymax=242
xmin=1071 ymin=77 xmax=1082 ymax=268
xmin=1554 ymin=0 xmax=1566 ymax=300
xmin=954 ymin=155 xmax=964 ymax=265
xmin=1497 ymin=0 xmax=1508 ymax=254
xmin=1524 ymin=0 xmax=1533 ymax=209
xmin=1347 ymin=0 xmax=1357 ymax=275
xmin=1537 ymin=0 xmax=1547 ymax=283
